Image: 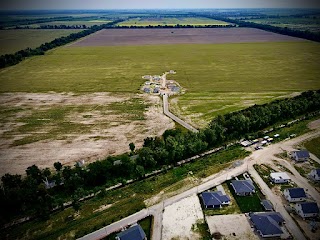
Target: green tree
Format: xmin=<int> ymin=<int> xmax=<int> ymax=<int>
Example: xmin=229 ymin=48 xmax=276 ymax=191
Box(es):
xmin=135 ymin=165 xmax=145 ymax=179
xmin=129 ymin=142 xmax=136 ymax=153
xmin=54 ymin=162 xmax=63 ymax=172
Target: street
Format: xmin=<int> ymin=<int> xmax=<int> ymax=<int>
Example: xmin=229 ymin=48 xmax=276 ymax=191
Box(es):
xmin=79 ymin=126 xmax=320 ymax=240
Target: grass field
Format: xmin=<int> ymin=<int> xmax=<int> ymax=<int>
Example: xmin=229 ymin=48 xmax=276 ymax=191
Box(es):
xmin=23 ymin=20 xmax=111 ymax=28
xmin=244 ymin=17 xmax=320 ymax=33
xmin=304 ymin=136 xmax=320 ymax=158
xmin=1 ymin=95 xmax=147 ymax=146
xmin=0 ymin=29 xmax=82 ymax=55
xmin=117 ymin=17 xmax=231 ymax=26
xmin=1 ymin=41 xmax=319 ymax=125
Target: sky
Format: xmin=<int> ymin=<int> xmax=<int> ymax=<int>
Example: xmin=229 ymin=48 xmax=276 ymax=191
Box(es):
xmin=0 ymin=0 xmax=320 ymax=10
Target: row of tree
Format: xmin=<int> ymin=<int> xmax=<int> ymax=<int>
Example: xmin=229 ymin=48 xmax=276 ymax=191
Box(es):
xmin=14 ymin=24 xmax=90 ymax=29
xmin=0 ymin=16 xmax=75 ymax=29
xmin=1 ymin=90 xmax=319 ymax=224
xmin=113 ymin=24 xmax=235 ymax=28
xmin=198 ymin=14 xmax=320 ymax=42
xmin=0 ymin=19 xmax=123 ymax=69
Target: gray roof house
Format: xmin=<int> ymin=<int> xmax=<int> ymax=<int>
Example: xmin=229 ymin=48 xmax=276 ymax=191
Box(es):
xmin=261 ymin=199 xmax=274 ymax=211
xmin=116 ymin=224 xmax=146 ymax=240
xmin=309 ymin=169 xmax=320 ymax=181
xmin=295 ymin=202 xmax=319 ymax=219
xmin=250 ymin=212 xmax=285 ymax=238
xmin=292 ymin=150 xmax=310 ymax=162
xmin=283 ymin=188 xmax=307 ymax=203
xmin=143 ymin=88 xmax=151 ymax=93
xmin=201 ymin=191 xmax=231 ymax=209
xmin=231 ymin=180 xmax=255 ymax=196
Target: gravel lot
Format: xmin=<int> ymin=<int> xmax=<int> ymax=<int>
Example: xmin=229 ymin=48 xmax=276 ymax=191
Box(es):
xmin=162 ymin=194 xmax=204 ymax=240
xmin=206 ymin=214 xmax=258 ymax=240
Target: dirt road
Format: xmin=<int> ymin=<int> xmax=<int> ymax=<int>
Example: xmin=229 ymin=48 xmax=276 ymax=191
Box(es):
xmin=163 ymin=94 xmax=198 ymax=133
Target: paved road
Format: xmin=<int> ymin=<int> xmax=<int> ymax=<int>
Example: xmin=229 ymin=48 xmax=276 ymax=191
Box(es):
xmin=273 ymin=158 xmax=320 ymax=202
xmin=79 ymin=129 xmax=320 ymax=240
xmin=249 ymin=165 xmax=306 ymax=240
xmin=163 ymin=94 xmax=198 ymax=133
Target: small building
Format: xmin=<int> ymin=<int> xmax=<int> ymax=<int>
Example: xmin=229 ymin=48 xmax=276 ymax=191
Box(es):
xmin=113 ymin=160 xmax=122 ymax=166
xmin=274 ymin=134 xmax=280 ymax=138
xmin=143 ymin=88 xmax=150 ymax=93
xmin=171 ymin=86 xmax=180 ymax=93
xmin=43 ymin=178 xmax=56 ymax=189
xmin=231 ymin=180 xmax=255 ymax=196
xmin=267 ymin=138 xmax=273 ymax=142
xmin=295 ymin=202 xmax=319 ymax=219
xmin=309 ymin=169 xmax=320 ymax=181
xmin=283 ymin=188 xmax=307 ymax=202
xmin=240 ymin=140 xmax=252 ymax=147
xmin=261 ymin=199 xmax=274 ymax=211
xmin=200 ymin=191 xmax=230 ymax=209
xmin=153 ymin=87 xmax=160 ymax=93
xmin=76 ymin=159 xmax=85 ymax=167
xmin=270 ymin=172 xmax=291 ymax=184
xmin=291 ymin=150 xmax=310 ymax=162
xmin=116 ymin=224 xmax=146 ymax=240
xmin=249 ymin=212 xmax=285 ymax=238
xmin=261 ymin=140 xmax=268 ymax=145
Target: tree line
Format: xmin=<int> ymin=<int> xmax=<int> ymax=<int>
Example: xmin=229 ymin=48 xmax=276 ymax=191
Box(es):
xmin=0 ymin=20 xmax=123 ymax=69
xmin=1 ymin=90 xmax=319 ymax=224
xmin=198 ymin=14 xmax=320 ymax=42
xmin=0 ymin=16 xmax=76 ymax=29
xmin=113 ymin=24 xmax=235 ymax=29
xmin=14 ymin=24 xmax=90 ymax=29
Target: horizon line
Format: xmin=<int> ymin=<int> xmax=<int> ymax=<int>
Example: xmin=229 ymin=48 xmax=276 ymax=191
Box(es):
xmin=1 ymin=7 xmax=320 ymax=11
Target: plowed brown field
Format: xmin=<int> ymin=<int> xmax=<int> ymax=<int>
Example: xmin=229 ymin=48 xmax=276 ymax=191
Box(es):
xmin=70 ymin=27 xmax=304 ymax=47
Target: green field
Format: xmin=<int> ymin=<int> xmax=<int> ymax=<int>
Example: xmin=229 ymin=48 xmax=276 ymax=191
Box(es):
xmin=244 ymin=17 xmax=320 ymax=33
xmin=304 ymin=136 xmax=320 ymax=159
xmin=117 ymin=17 xmax=231 ymax=26
xmin=23 ymin=20 xmax=111 ymax=28
xmin=1 ymin=41 xmax=319 ymax=125
xmin=0 ymin=29 xmax=82 ymax=55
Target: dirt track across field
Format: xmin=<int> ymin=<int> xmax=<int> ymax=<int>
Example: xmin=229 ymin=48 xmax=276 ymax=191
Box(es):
xmin=70 ymin=28 xmax=305 ymax=47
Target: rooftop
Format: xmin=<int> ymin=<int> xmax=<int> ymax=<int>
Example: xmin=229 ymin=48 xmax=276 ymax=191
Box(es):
xmin=270 ymin=172 xmax=291 ymax=180
xmin=201 ymin=191 xmax=230 ymax=206
xmin=261 ymin=199 xmax=274 ymax=211
xmin=116 ymin=224 xmax=146 ymax=240
xmin=286 ymin=188 xmax=306 ymax=198
xmin=299 ymin=202 xmax=319 ymax=214
xmin=250 ymin=212 xmax=284 ymax=236
xmin=231 ymin=180 xmax=255 ymax=194
xmin=294 ymin=150 xmax=310 ymax=158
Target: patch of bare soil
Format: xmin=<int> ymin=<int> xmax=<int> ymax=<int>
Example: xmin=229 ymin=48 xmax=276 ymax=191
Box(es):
xmin=70 ymin=28 xmax=304 ymax=47
xmin=0 ymin=92 xmax=174 ymax=176
xmin=308 ymin=119 xmax=320 ymax=130
xmin=206 ymin=214 xmax=258 ymax=240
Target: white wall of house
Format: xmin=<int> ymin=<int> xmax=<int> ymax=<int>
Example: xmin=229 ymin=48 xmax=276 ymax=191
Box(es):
xmin=258 ymin=231 xmax=282 ymax=238
xmin=270 ymin=178 xmax=289 ymax=184
xmin=295 ymin=204 xmax=319 ymax=219
xmin=283 ymin=189 xmax=306 ymax=202
xmin=310 ymin=170 xmax=320 ymax=181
